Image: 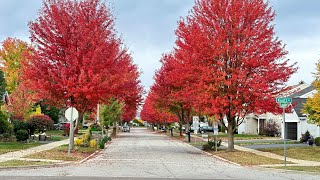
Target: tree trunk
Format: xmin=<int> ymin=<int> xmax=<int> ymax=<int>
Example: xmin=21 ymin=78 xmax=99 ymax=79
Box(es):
xmin=179 ymin=122 xmax=182 ymax=137
xmin=112 ymin=122 xmax=117 ymax=135
xmin=227 ymin=119 xmax=235 ymax=151
xmin=69 ymin=111 xmax=84 ymax=150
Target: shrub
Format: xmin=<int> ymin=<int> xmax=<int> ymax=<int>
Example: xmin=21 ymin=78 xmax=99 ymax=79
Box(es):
xmin=28 ymin=115 xmax=54 ymax=133
xmin=16 ymin=130 xmax=29 ymax=141
xmin=90 ymin=139 xmax=97 ymax=148
xmin=74 ymin=130 xmax=91 ymax=147
xmin=300 ymin=131 xmax=312 ymax=143
xmin=315 ymin=137 xmax=320 ymax=146
xmin=89 ymin=123 xmax=102 ymax=131
xmin=203 ymin=139 xmax=221 ymax=150
xmin=0 ymin=133 xmax=15 ymax=142
xmin=99 ymin=136 xmax=110 ymax=149
xmin=0 ymin=111 xmax=13 ymax=134
xmin=259 ymin=121 xmax=279 ymax=137
xmin=12 ymin=120 xmax=28 ymax=133
xmin=75 ymin=138 xmax=84 ymax=146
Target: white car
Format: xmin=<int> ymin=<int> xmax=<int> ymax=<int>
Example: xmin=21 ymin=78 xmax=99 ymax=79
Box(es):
xmin=122 ymin=125 xmax=130 ymax=132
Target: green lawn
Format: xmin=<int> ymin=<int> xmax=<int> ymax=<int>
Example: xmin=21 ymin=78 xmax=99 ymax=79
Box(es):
xmin=0 ymin=160 xmax=50 ymax=168
xmin=0 ymin=142 xmax=42 ymax=155
xmin=26 ymin=144 xmax=97 ymax=161
xmin=208 ymin=150 xmax=291 ymax=166
xmin=271 ymin=166 xmax=320 ymax=173
xmin=46 ymin=130 xmax=67 ymax=141
xmin=46 ymin=130 xmax=64 ymax=136
xmin=259 ymin=146 xmax=320 ymax=162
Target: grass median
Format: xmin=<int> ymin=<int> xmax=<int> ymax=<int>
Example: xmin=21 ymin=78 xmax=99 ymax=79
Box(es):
xmin=0 ymin=160 xmax=50 ymax=168
xmin=26 ymin=144 xmax=97 ymax=161
xmin=258 ymin=146 xmax=320 ymax=162
xmin=207 ymin=150 xmax=291 ymax=166
xmin=270 ymin=166 xmax=320 ymax=173
xmin=0 ymin=142 xmax=42 ymax=155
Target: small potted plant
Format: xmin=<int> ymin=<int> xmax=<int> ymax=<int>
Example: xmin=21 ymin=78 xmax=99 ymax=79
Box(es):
xmin=308 ymin=135 xmax=314 ymax=146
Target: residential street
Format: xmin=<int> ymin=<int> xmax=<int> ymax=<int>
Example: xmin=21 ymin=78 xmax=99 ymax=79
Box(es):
xmin=0 ymin=128 xmax=318 ymax=180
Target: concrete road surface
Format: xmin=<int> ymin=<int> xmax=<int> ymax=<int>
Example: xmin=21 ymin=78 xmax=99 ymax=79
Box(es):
xmin=0 ymin=128 xmax=318 ymax=180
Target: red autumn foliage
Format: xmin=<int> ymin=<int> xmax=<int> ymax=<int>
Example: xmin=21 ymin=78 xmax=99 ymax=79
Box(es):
xmin=22 ymin=0 xmax=142 ymax=146
xmin=148 ymin=0 xmax=297 ymax=150
xmin=140 ymin=92 xmax=177 ymax=125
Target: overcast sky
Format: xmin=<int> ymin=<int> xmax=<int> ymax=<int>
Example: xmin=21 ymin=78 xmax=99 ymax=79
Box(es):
xmin=1 ymin=0 xmax=320 ymax=92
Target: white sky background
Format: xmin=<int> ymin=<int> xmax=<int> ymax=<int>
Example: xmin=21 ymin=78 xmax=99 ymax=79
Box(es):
xmin=0 ymin=0 xmax=320 ymax=93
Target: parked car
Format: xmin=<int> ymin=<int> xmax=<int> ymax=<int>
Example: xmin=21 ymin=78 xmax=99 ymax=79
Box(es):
xmin=122 ymin=125 xmax=130 ymax=132
xmin=200 ymin=126 xmax=213 ymax=133
xmin=82 ymin=122 xmax=89 ymax=129
xmin=54 ymin=122 xmax=70 ymax=130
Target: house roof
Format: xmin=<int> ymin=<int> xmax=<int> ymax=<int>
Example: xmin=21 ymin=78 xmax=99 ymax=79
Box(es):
xmin=292 ymin=98 xmax=307 ymax=117
xmin=288 ymin=85 xmax=315 ymax=98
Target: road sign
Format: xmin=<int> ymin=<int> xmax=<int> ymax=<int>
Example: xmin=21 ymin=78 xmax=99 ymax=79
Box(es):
xmin=213 ymin=123 xmax=218 ymax=135
xmin=65 ymin=107 xmax=78 ymax=121
xmin=193 ymin=116 xmax=199 ymax=135
xmin=279 ymin=102 xmax=289 ymax=108
xmin=276 ymin=97 xmax=292 ymax=103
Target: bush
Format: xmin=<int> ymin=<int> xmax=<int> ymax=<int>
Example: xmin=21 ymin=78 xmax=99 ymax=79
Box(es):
xmin=259 ymin=121 xmax=279 ymax=137
xmin=0 ymin=133 xmax=15 ymax=142
xmin=12 ymin=120 xmax=28 ymax=133
xmin=203 ymin=139 xmax=221 ymax=150
xmin=99 ymin=136 xmax=111 ymax=149
xmin=75 ymin=138 xmax=84 ymax=146
xmin=315 ymin=137 xmax=320 ymax=146
xmin=89 ymin=123 xmax=102 ymax=131
xmin=0 ymin=111 xmax=13 ymax=134
xmin=16 ymin=130 xmax=29 ymax=141
xmin=28 ymin=115 xmax=54 ymax=133
xmin=300 ymin=131 xmax=312 ymax=143
xmin=75 ymin=130 xmax=91 ymax=147
xmin=90 ymin=139 xmax=97 ymax=148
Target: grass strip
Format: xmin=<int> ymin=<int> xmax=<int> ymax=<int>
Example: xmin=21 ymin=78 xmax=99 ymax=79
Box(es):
xmin=270 ymin=166 xmax=320 ymax=173
xmin=207 ymin=150 xmax=291 ymax=166
xmin=0 ymin=160 xmax=50 ymax=168
xmin=26 ymin=145 xmax=97 ymax=161
xmin=0 ymin=142 xmax=42 ymax=155
xmin=259 ymin=146 xmax=320 ymax=162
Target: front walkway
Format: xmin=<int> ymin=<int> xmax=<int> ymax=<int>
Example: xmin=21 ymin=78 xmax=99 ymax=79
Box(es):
xmin=0 ymin=139 xmax=69 ymax=163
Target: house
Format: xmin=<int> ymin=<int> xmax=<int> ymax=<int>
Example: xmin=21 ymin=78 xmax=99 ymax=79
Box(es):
xmin=238 ymin=84 xmax=320 ymax=140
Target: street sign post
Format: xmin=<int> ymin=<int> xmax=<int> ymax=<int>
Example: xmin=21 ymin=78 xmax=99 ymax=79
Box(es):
xmin=276 ymin=97 xmax=292 ymax=167
xmin=65 ymin=107 xmax=78 ymax=155
xmin=213 ymin=122 xmax=219 ymax=152
xmin=193 ymin=116 xmax=199 ymax=142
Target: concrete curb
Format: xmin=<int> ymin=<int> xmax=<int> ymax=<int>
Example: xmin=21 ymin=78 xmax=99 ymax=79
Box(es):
xmin=77 ymin=149 xmax=102 ymax=164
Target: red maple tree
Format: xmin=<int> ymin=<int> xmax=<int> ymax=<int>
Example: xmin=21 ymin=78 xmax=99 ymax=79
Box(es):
xmin=23 ymin=0 xmax=142 ymax=148
xmin=140 ymin=92 xmax=177 ymax=126
xmin=174 ymin=0 xmax=297 ymax=150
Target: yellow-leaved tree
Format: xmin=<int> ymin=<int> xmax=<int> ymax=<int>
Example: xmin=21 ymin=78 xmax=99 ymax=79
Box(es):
xmin=303 ymin=60 xmax=320 ymax=126
xmin=0 ymin=38 xmax=35 ymax=118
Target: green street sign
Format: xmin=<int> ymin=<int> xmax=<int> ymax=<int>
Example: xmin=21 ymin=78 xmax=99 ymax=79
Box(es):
xmin=279 ymin=102 xmax=289 ymax=108
xmin=276 ymin=97 xmax=292 ymax=103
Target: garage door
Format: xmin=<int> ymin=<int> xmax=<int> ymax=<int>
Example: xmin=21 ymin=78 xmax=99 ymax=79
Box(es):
xmin=286 ymin=122 xmax=297 ymax=140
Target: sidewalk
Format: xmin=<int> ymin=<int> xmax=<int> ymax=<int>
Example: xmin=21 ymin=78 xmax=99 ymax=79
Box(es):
xmin=0 ymin=139 xmax=69 ymax=163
